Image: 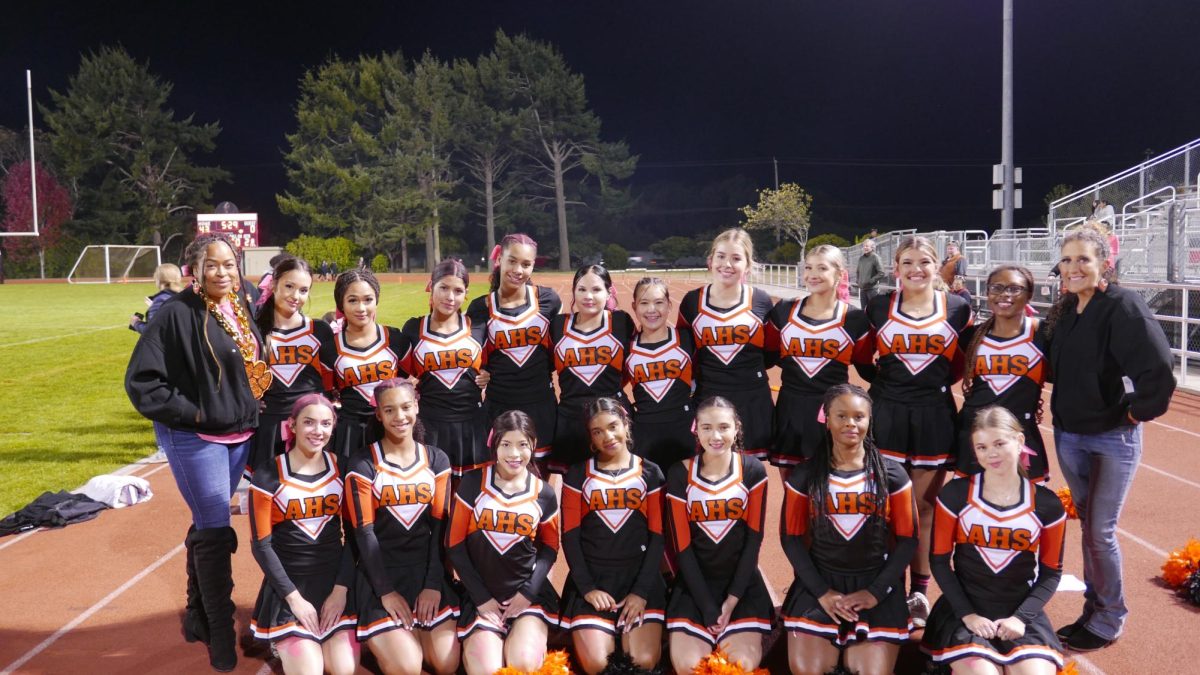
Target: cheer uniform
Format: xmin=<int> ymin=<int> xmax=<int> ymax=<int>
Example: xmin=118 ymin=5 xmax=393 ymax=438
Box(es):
xmin=344 ymin=442 xmax=460 ymax=640
xmin=400 ymin=314 xmax=489 ymax=475
xmin=768 ymin=298 xmax=874 ymax=466
xmin=865 ymin=291 xmax=971 ymax=468
xmin=447 ymin=465 xmax=561 ymax=638
xmin=625 ymin=327 xmax=696 ymax=470
xmin=321 ymin=325 xmax=408 ymax=457
xmin=560 ymin=454 xmax=667 ymax=635
xmin=250 ymin=317 xmax=335 ymax=475
xmin=922 ymin=475 xmax=1066 ymax=669
xmin=957 ymin=317 xmax=1051 ymax=482
xmin=677 ymin=285 xmax=779 ymax=459
xmin=548 ymin=310 xmax=635 ymax=474
xmin=466 ymin=286 xmax=561 ymax=460
xmin=665 ymin=453 xmax=772 ymax=644
xmin=780 ymin=461 xmax=917 ymax=645
xmin=248 ymin=451 xmax=357 ymax=642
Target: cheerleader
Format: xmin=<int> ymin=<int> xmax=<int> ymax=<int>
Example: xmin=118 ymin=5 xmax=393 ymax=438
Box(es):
xmin=780 ymin=384 xmax=917 ymax=675
xmin=547 ymin=264 xmax=635 ymax=475
xmin=401 ymin=259 xmax=490 ymax=476
xmin=957 ymin=266 xmax=1050 ymax=483
xmin=768 ymin=245 xmax=873 ymax=472
xmin=344 ymin=380 xmax=460 ymax=675
xmin=626 ymin=276 xmax=696 ymax=470
xmin=922 ymin=406 xmax=1066 ymax=674
xmin=677 ymin=228 xmax=778 ymax=460
xmin=251 ymin=256 xmax=334 ymax=474
xmin=864 ymin=235 xmax=971 ymax=625
xmin=465 ymin=233 xmax=562 ymax=463
xmin=322 ymin=269 xmax=408 ymax=456
xmin=447 ymin=411 xmax=560 ymax=675
xmin=665 ymin=396 xmax=772 ymax=673
xmin=248 ymin=394 xmax=359 ymax=675
xmin=561 ymin=397 xmax=667 ymax=674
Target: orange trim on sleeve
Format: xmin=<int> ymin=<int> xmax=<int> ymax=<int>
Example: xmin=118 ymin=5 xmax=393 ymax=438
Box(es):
xmin=743 ymin=477 xmax=767 ymax=534
xmin=539 ymin=512 xmax=561 ymax=551
xmin=249 ymin=487 xmax=278 ymax=543
xmin=344 ymin=473 xmax=377 ymax=529
xmin=931 ymin=497 xmax=958 ymax=557
xmin=643 ymin=486 xmax=665 ymax=536
xmin=888 ymin=482 xmax=918 ymax=539
xmin=446 ymin=494 xmax=475 ymax=548
xmin=1039 ymin=514 xmax=1067 ymax=571
xmin=430 ymin=471 xmax=450 ymax=521
xmin=667 ymin=494 xmax=692 ymax=554
xmin=561 ymin=484 xmax=585 ymax=535
xmin=782 ymin=483 xmax=809 ymax=537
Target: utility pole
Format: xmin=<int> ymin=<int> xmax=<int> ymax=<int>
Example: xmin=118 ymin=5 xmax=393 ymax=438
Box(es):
xmin=1000 ymin=0 xmax=1014 ymax=230
xmin=773 ymin=157 xmax=779 ymax=190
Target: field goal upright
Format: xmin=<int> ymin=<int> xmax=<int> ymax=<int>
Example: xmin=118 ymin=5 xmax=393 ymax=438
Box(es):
xmin=67 ymin=245 xmax=161 ymax=284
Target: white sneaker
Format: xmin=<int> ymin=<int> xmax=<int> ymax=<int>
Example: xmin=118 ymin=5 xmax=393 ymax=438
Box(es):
xmin=907 ymin=591 xmax=930 ymax=628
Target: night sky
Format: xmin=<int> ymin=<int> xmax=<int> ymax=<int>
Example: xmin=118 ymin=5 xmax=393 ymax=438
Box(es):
xmin=3 ymin=0 xmax=1198 ymax=244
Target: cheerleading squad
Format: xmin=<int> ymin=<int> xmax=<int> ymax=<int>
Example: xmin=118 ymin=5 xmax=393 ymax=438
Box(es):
xmin=125 ymin=224 xmax=1175 ymax=675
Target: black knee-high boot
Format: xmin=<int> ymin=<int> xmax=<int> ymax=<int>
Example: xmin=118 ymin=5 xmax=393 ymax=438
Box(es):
xmin=183 ymin=526 xmax=210 ymax=644
xmin=192 ymin=526 xmax=238 ymax=672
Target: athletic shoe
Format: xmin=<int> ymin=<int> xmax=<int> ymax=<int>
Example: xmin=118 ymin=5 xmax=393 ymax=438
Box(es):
xmin=1066 ymin=626 xmax=1116 ymax=652
xmin=907 ymin=591 xmax=930 ymax=628
xmin=1056 ymin=617 xmax=1088 ymax=641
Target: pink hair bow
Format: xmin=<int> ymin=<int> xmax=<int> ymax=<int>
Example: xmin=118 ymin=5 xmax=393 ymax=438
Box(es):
xmin=280 ymin=420 xmax=295 ymax=450
xmin=1020 ymin=445 xmax=1036 ymax=469
xmin=489 ymin=244 xmax=503 ymax=269
xmin=255 ymin=274 xmax=274 ymax=308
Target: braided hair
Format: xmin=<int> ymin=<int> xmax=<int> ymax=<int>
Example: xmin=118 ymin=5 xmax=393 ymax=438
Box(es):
xmin=805 ymin=383 xmax=890 ymax=524
xmin=583 ymin=396 xmax=634 ymax=453
xmin=182 ymin=232 xmax=253 ymax=389
xmin=960 ymin=265 xmax=1036 ymax=401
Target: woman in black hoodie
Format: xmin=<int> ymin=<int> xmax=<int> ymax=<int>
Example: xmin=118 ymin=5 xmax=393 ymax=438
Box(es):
xmin=1044 ymin=225 xmax=1175 ymax=653
xmin=125 ymin=232 xmax=269 ymax=671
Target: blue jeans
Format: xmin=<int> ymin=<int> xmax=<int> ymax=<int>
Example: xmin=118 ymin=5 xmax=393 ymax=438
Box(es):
xmin=161 ymin=427 xmax=250 ymax=530
xmin=1053 ymin=424 xmax=1142 ymax=640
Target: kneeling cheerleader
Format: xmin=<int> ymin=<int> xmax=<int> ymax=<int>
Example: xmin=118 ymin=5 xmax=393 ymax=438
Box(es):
xmin=780 ymin=383 xmax=917 ymax=675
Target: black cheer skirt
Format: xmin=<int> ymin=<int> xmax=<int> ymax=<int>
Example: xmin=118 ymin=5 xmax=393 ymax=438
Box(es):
xmin=420 ymin=407 xmax=489 ymax=476
xmin=455 ymin=583 xmax=560 ymax=640
xmin=632 ymin=410 xmax=695 ymax=473
xmin=560 ymin=559 xmax=667 ymax=636
xmin=956 ymin=406 xmax=1050 ymax=483
xmin=666 ymin=571 xmax=774 ymax=646
xmin=780 ymin=569 xmax=911 ymax=646
xmin=771 ymin=390 xmax=825 ymax=468
xmin=355 ymin=562 xmax=461 ymax=641
xmin=694 ymin=384 xmax=774 ymax=461
xmin=251 ymin=567 xmax=357 ymax=643
xmin=486 ymin=396 xmax=557 ymax=461
xmin=247 ymin=411 xmax=288 ymax=478
xmin=548 ymin=395 xmax=630 ymax=475
xmin=330 ymin=412 xmax=382 ymax=458
xmin=871 ymin=396 xmax=957 ymax=469
xmin=922 ymin=598 xmax=1063 ymax=669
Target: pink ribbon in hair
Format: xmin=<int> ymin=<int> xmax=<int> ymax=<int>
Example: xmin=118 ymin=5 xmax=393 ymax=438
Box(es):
xmin=489 ymin=244 xmax=503 ymax=269
xmin=329 ymin=310 xmax=345 ymax=335
xmin=605 ymin=285 xmax=618 ymax=311
xmin=486 ymin=428 xmax=495 ymax=447
xmin=816 ymin=407 xmax=827 ymax=424
xmin=1020 ymin=445 xmax=1036 ymax=469
xmin=181 ymin=264 xmax=192 ymax=277
xmin=255 ymin=274 xmax=274 ymax=308
xmin=280 ymin=420 xmax=295 ymax=450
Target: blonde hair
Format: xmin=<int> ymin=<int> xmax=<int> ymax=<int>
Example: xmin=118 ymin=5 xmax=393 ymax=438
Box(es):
xmin=154 ymin=263 xmax=184 ymax=292
xmin=806 ymin=244 xmax=846 ymax=273
xmin=970 ymin=405 xmax=1028 ymax=477
xmin=894 ymin=235 xmax=947 ymax=291
xmin=708 ymin=227 xmax=756 ymax=268
xmin=633 ymin=276 xmax=670 ymax=304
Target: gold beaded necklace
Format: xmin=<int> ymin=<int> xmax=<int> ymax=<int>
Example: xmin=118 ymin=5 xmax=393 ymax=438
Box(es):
xmin=202 ymin=290 xmax=273 ymax=399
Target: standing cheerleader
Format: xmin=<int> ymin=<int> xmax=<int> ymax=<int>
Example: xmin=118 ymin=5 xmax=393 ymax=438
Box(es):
xmin=344 ymin=380 xmax=460 ymax=675
xmin=769 ymin=245 xmax=874 ymax=471
xmin=248 ymin=394 xmax=359 ymax=675
xmin=401 ymin=260 xmax=490 ymax=477
xmin=956 ymin=266 xmax=1050 ymax=482
xmin=323 ymin=269 xmax=408 ymax=457
xmin=677 ymin=228 xmax=778 ymax=460
xmin=780 ymin=384 xmax=917 ymax=675
xmin=447 ymin=411 xmax=561 ymax=675
xmin=548 ymin=264 xmax=635 ymax=475
xmin=251 ymin=256 xmax=334 ymax=474
xmin=625 ymin=276 xmax=696 ymax=470
xmin=922 ymin=406 xmax=1067 ymax=674
xmin=466 ymin=233 xmax=562 ymax=464
xmin=561 ymin=397 xmax=667 ymax=674
xmin=864 ymin=235 xmax=971 ymax=625
xmin=665 ymin=396 xmax=772 ymax=673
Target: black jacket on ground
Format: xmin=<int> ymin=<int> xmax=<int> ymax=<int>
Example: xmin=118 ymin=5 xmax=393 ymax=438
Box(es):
xmin=125 ymin=286 xmax=261 ymax=434
xmin=1049 ymin=284 xmax=1175 ymax=434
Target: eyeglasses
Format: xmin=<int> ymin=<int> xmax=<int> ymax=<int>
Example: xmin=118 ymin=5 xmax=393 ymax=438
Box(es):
xmin=986 ymin=283 xmax=1028 ymax=296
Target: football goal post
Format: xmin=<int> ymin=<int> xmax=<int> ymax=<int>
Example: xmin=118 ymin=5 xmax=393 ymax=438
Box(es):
xmin=67 ymin=245 xmax=162 ymax=284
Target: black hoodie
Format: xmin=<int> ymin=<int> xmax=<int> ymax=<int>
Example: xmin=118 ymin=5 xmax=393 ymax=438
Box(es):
xmin=125 ymin=286 xmax=261 ymax=434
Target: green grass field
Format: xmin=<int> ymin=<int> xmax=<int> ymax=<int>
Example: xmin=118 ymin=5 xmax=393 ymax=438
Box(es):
xmin=0 ymin=279 xmax=434 ymax=517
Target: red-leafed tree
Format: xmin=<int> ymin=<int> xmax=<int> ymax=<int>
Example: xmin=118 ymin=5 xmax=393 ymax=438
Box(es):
xmin=2 ymin=161 xmax=73 ymax=278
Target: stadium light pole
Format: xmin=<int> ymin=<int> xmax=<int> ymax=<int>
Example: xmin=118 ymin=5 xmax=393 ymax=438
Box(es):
xmin=1000 ymin=0 xmax=1014 ymax=230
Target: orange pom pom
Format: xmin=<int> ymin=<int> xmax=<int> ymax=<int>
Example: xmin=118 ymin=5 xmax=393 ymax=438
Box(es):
xmin=1162 ymin=538 xmax=1200 ymax=589
xmin=692 ymin=649 xmax=769 ymax=675
xmin=1056 ymin=486 xmax=1078 ymax=520
xmin=1059 ymin=660 xmax=1080 ymax=675
xmin=493 ymin=650 xmax=572 ymax=675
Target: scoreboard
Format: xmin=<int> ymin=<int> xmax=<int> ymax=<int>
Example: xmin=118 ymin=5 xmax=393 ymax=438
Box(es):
xmin=196 ymin=213 xmax=259 ymax=249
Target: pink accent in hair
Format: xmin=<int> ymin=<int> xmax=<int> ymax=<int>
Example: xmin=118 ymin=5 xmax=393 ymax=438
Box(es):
xmin=605 ymin=285 xmax=618 ymax=311
xmin=181 ymin=264 xmax=192 ymax=277
xmin=489 ymin=244 xmax=503 ymax=269
xmin=1021 ymin=444 xmax=1036 ymax=469
xmin=280 ymin=420 xmax=295 ymax=449
xmin=817 ymin=406 xmax=827 ymax=424
xmin=255 ymin=274 xmax=274 ymax=308
xmin=284 ymin=393 xmax=337 ymax=450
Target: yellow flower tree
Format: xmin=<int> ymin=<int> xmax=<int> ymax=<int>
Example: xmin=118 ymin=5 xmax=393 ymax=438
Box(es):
xmin=740 ymin=182 xmax=813 ymax=249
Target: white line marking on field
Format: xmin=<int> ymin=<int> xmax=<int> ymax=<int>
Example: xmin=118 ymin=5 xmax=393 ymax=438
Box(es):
xmin=0 ymin=528 xmax=40 ymax=552
xmin=0 ymin=325 xmax=123 ymax=348
xmin=1072 ymin=654 xmax=1108 ymax=675
xmin=0 ymin=542 xmax=184 ymax=674
xmin=1117 ymin=528 xmax=1169 ymax=558
xmin=1037 ymin=423 xmax=1200 ymax=491
xmin=1149 ymin=419 xmax=1200 ymax=440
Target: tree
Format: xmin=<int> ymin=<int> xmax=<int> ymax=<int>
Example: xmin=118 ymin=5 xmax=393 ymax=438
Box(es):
xmin=42 ymin=46 xmax=227 ymax=245
xmin=408 ymin=53 xmax=460 ymax=266
xmin=805 ymin=232 xmax=851 ymax=252
xmin=494 ymin=31 xmax=637 ymax=270
xmin=740 ymin=183 xmax=813 ymax=250
xmin=1 ymin=161 xmax=73 ymax=278
xmin=651 ymin=235 xmax=703 ymax=261
xmin=1043 ymin=183 xmax=1074 ymax=226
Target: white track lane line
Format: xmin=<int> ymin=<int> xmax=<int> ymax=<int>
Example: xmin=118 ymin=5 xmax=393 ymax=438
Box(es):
xmin=1073 ymin=654 xmax=1108 ymax=675
xmin=1035 ymin=422 xmax=1200 ymax=491
xmin=1117 ymin=528 xmax=1170 ymax=558
xmin=1 ymin=542 xmax=185 ymax=674
xmin=0 ymin=325 xmax=123 ymax=348
xmin=0 ymin=529 xmax=41 ymax=552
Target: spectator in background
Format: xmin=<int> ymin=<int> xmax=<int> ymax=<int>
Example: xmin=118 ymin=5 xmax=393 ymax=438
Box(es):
xmin=129 ymin=263 xmax=186 ymax=334
xmin=950 ymin=275 xmax=973 ymax=306
xmin=939 ymin=241 xmax=967 ymax=286
xmin=855 ymin=238 xmax=886 ymax=308
xmin=1091 ymin=199 xmax=1116 ymax=229
xmin=318 ymin=260 xmax=330 ymax=281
